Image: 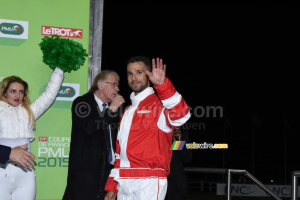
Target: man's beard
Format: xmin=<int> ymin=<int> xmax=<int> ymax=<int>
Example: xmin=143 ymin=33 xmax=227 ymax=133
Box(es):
xmin=129 ymin=81 xmax=149 ymax=94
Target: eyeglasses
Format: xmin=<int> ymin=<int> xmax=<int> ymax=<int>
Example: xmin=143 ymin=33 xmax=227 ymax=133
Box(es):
xmin=102 ymin=82 xmax=119 ymax=88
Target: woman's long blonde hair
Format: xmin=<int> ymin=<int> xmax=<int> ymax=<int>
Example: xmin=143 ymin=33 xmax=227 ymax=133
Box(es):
xmin=0 ymin=76 xmax=36 ymax=128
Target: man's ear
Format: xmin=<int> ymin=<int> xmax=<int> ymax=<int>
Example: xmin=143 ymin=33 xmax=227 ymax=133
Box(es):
xmin=97 ymin=81 xmax=103 ymax=90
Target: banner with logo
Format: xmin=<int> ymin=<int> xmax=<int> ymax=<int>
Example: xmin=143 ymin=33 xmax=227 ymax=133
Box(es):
xmin=0 ymin=1 xmax=90 ymax=199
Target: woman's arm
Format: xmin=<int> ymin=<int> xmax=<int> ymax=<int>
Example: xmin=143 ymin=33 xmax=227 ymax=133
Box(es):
xmin=30 ymin=68 xmax=64 ymax=119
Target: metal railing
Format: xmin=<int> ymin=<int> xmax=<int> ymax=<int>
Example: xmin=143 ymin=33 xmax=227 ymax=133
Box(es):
xmin=185 ymin=167 xmax=282 ymax=200
xmin=291 ymin=171 xmax=300 ymax=200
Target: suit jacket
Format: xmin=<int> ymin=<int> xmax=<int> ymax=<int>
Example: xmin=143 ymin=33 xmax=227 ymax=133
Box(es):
xmin=0 ymin=145 xmax=11 ymax=165
xmin=166 ymin=128 xmax=192 ymax=199
xmin=63 ymin=92 xmax=121 ymax=200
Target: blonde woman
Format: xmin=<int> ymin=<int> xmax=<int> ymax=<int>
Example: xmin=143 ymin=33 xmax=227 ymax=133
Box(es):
xmin=0 ymin=68 xmax=64 ymax=200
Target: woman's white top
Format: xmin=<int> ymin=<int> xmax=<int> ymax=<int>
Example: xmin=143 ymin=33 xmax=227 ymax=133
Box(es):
xmin=0 ymin=68 xmax=64 ymax=142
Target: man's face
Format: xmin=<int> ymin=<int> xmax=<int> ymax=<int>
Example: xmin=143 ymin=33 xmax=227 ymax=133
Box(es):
xmin=5 ymin=82 xmax=25 ymax=107
xmin=99 ymin=74 xmax=120 ymax=102
xmin=127 ymin=61 xmax=150 ymax=95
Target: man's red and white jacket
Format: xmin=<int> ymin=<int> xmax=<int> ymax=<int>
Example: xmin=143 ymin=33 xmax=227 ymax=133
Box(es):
xmin=105 ymin=77 xmax=191 ymax=193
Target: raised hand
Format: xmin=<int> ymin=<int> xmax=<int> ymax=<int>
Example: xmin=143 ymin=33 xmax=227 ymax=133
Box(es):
xmin=146 ymin=57 xmax=166 ymax=86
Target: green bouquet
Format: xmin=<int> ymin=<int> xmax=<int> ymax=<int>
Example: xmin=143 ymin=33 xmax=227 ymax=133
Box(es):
xmin=39 ymin=35 xmax=88 ymax=73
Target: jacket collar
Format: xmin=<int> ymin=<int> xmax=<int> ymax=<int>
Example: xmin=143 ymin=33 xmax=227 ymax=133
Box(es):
xmin=0 ymin=101 xmax=22 ymax=110
xmin=130 ymin=87 xmax=154 ymax=105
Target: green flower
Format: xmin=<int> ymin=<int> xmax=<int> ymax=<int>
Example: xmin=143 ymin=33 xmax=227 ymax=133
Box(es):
xmin=39 ymin=35 xmax=88 ymax=73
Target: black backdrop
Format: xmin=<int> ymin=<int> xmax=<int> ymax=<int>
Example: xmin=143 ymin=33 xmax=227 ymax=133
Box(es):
xmin=100 ymin=3 xmax=299 ymax=184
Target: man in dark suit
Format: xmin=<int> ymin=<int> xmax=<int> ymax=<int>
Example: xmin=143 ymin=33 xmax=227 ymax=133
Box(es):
xmin=63 ymin=70 xmax=125 ymax=200
xmin=165 ymin=127 xmax=192 ymax=200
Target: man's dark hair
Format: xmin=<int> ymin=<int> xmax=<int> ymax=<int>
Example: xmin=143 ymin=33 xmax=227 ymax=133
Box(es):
xmin=127 ymin=55 xmax=152 ymax=72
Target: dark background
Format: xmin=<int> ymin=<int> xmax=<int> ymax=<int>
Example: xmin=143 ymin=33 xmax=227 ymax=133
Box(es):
xmin=100 ymin=3 xmax=299 ymax=184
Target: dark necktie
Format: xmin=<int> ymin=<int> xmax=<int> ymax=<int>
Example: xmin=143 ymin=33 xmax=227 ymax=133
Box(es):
xmin=103 ymin=103 xmax=113 ymax=164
